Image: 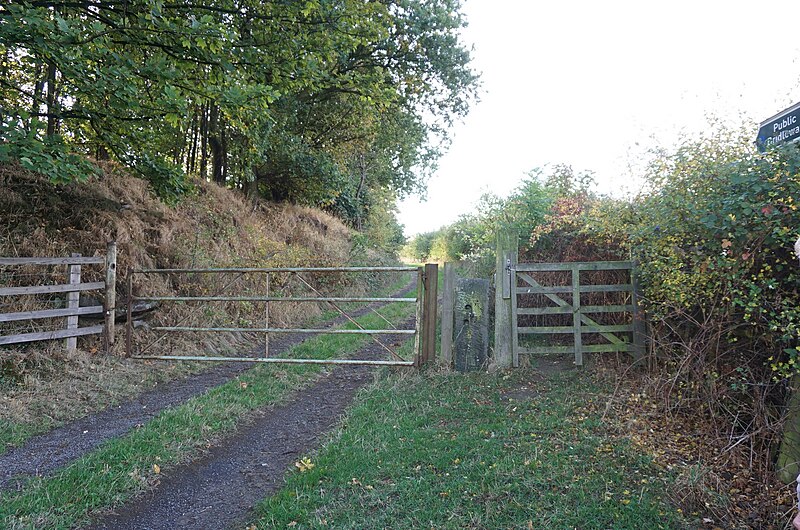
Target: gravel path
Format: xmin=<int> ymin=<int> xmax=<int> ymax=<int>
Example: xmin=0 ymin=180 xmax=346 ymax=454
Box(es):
xmin=0 ymin=281 xmax=414 ymax=492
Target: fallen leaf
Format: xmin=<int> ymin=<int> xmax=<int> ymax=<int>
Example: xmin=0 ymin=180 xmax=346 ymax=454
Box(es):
xmin=153 ymin=464 xmax=160 ymax=474
xmin=721 ymin=239 xmax=732 ymax=249
xmin=295 ymin=457 xmax=314 ymax=472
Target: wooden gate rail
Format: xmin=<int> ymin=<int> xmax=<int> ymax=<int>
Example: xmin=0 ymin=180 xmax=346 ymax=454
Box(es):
xmin=0 ymin=242 xmax=117 ymax=351
xmin=127 ymin=265 xmax=430 ymax=367
xmin=512 ymin=261 xmax=645 ymax=367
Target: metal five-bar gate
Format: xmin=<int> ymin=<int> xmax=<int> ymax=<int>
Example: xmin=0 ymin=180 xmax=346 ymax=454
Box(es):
xmin=512 ymin=261 xmax=646 ymax=367
xmin=126 ymin=265 xmax=437 ymax=367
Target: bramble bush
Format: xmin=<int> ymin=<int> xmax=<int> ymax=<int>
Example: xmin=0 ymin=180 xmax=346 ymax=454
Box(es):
xmin=524 ymin=131 xmax=800 ymax=476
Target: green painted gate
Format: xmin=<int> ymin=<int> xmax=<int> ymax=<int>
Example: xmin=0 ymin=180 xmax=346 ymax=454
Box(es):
xmin=511 ymin=261 xmax=646 ymax=367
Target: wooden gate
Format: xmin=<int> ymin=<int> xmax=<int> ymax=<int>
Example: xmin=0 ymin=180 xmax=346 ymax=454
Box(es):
xmin=511 ymin=261 xmax=645 ymax=367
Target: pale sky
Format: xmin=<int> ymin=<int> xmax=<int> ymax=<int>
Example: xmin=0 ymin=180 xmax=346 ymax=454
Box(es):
xmin=397 ymin=0 xmax=800 ymax=236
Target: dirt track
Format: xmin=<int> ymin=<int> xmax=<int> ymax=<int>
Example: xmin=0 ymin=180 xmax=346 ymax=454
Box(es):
xmin=0 ymin=283 xmax=414 ymax=493
xmin=86 ymin=338 xmax=394 ymax=530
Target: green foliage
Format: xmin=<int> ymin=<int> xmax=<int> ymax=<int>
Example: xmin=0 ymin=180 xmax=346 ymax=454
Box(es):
xmin=521 ymin=131 xmax=800 ymax=458
xmin=0 ymin=120 xmax=100 ymax=183
xmin=0 ymin=0 xmax=479 ymax=229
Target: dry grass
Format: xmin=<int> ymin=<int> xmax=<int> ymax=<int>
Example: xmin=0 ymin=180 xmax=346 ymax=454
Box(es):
xmin=0 ymin=161 xmax=382 ymax=449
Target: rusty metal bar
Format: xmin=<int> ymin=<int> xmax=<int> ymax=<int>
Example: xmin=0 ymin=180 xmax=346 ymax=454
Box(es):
xmin=131 ymin=355 xmax=414 ymax=366
xmin=151 ymin=326 xmax=415 ymax=334
xmin=133 ymin=296 xmax=416 ymax=303
xmin=134 ymin=266 xmax=416 ymax=274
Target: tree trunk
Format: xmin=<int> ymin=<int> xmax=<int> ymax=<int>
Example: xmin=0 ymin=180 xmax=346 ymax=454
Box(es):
xmin=209 ymin=104 xmax=225 ymax=185
xmin=45 ymin=60 xmax=57 ymax=136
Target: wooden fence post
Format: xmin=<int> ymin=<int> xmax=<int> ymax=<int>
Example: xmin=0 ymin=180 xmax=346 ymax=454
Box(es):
xmin=493 ymin=230 xmax=517 ymax=369
xmin=65 ymin=253 xmax=81 ymax=352
xmin=414 ymin=266 xmax=424 ymax=367
xmin=631 ymin=261 xmax=647 ymax=361
xmin=571 ymin=265 xmax=583 ymax=366
xmin=421 ymin=263 xmax=438 ymax=365
xmin=104 ymin=242 xmax=117 ymax=352
xmin=440 ymin=262 xmax=456 ymax=369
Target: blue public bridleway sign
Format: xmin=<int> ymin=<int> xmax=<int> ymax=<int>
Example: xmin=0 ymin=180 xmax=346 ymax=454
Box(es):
xmin=757 ymin=101 xmax=800 ymax=152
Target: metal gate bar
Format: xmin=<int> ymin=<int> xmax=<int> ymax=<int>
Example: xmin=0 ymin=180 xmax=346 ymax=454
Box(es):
xmin=126 ymin=266 xmax=422 ymax=366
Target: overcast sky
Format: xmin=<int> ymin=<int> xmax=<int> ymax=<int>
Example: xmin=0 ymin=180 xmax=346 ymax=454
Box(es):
xmin=397 ymin=0 xmax=800 ymax=236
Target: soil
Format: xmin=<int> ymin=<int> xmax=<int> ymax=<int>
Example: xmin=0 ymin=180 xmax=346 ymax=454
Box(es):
xmin=86 ymin=337 xmax=396 ymax=530
xmin=0 ymin=283 xmax=413 ymax=493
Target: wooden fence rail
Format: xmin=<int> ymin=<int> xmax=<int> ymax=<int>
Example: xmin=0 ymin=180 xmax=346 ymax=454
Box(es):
xmin=511 ymin=260 xmax=645 ymax=367
xmin=0 ymin=242 xmax=117 ymax=351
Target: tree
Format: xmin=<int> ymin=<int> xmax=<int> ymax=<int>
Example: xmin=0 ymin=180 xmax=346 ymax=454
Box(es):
xmin=0 ymin=0 xmax=479 ymax=214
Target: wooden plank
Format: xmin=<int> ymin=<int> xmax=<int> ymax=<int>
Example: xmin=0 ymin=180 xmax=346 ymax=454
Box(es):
xmin=579 ymin=284 xmax=633 ymax=293
xmin=516 ymin=285 xmax=572 ymax=294
xmin=66 ymin=253 xmax=81 ymax=352
xmin=631 ymin=261 xmax=647 ymax=360
xmin=440 ymin=262 xmax=456 ymax=368
xmin=104 ymin=241 xmax=117 ymax=350
xmin=0 ymin=282 xmax=105 ymax=296
xmin=494 ymin=229 xmax=516 ymax=369
xmin=517 ymin=324 xmax=632 ymax=335
xmin=580 ymin=324 xmax=634 ymax=333
xmin=572 ymin=267 xmax=583 ymax=366
xmin=517 ymin=306 xmax=573 ymax=315
xmin=0 ymin=324 xmax=104 ymax=345
xmin=510 ymin=257 xmax=519 ymax=367
xmin=515 ymin=261 xmax=632 ymax=272
xmin=517 ymin=345 xmax=574 ymax=354
xmin=517 ymin=272 xmax=538 ymax=288
xmin=0 ymin=257 xmax=105 ymax=266
xmin=0 ymin=305 xmax=104 ymax=323
xmin=421 ymin=263 xmax=438 ymax=365
xmin=516 ymin=262 xmax=576 ymax=271
xmin=581 ymin=304 xmax=634 ymax=314
xmin=414 ymin=267 xmax=424 ymax=367
xmin=518 ymin=344 xmax=634 ymax=355
xmin=518 ymin=326 xmax=574 ymax=334
xmin=577 ymin=261 xmax=633 ymax=271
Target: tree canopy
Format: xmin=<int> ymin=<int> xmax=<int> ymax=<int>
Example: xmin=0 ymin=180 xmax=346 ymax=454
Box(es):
xmin=0 ymin=0 xmax=479 ymax=233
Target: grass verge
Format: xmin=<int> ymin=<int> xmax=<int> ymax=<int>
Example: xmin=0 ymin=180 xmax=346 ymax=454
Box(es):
xmin=0 ymin=291 xmax=417 ymax=530
xmin=248 ymin=368 xmax=688 ymax=529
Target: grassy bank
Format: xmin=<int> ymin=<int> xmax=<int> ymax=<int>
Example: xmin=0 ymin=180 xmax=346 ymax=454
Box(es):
xmin=248 ymin=367 xmax=686 ymax=529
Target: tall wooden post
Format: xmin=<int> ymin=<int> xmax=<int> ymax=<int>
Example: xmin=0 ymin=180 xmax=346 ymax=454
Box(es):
xmin=631 ymin=261 xmax=647 ymax=361
xmin=414 ymin=267 xmax=424 ymax=367
xmin=571 ymin=265 xmax=583 ymax=366
xmin=66 ymin=253 xmax=81 ymax=352
xmin=421 ymin=263 xmax=438 ymax=365
xmin=493 ymin=230 xmax=517 ymax=369
xmin=104 ymin=241 xmax=117 ymax=353
xmin=440 ymin=262 xmax=456 ymax=369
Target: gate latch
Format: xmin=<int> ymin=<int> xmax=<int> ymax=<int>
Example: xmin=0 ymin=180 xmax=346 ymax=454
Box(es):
xmin=502 ymin=257 xmax=512 ymax=300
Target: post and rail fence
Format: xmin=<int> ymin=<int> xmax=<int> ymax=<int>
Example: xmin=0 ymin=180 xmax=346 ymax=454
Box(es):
xmin=0 ymin=242 xmax=117 ymax=352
